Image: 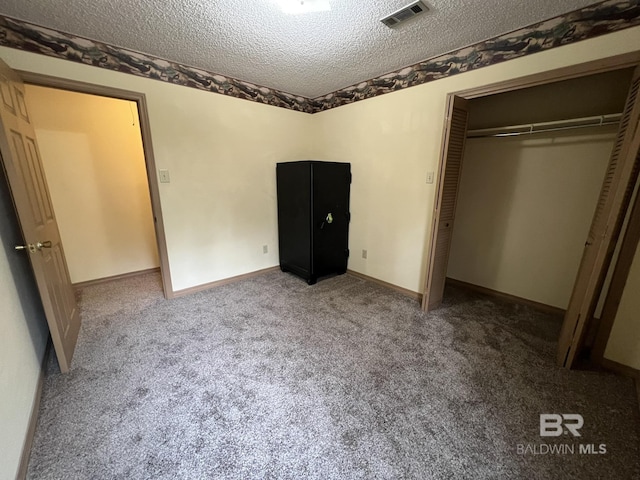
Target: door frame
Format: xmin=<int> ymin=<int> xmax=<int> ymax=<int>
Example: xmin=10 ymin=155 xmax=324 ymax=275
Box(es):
xmin=422 ymin=50 xmax=640 ymax=368
xmin=18 ymin=71 xmax=173 ymax=298
xmin=590 ymin=175 xmax=640 ymax=364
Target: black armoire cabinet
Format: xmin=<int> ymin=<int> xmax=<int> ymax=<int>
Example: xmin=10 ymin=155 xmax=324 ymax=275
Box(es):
xmin=276 ymin=161 xmax=351 ymax=285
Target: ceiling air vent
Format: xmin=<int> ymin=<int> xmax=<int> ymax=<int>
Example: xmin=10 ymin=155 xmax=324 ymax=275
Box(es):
xmin=381 ymin=1 xmax=428 ymax=28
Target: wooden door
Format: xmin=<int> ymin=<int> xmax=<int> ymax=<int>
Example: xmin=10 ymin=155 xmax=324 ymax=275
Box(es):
xmin=557 ymin=66 xmax=640 ymax=368
xmin=422 ymin=95 xmax=469 ymax=311
xmin=0 ymin=58 xmax=80 ymax=373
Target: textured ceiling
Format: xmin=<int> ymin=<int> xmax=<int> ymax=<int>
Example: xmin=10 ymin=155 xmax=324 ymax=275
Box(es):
xmin=0 ymin=0 xmax=603 ymax=98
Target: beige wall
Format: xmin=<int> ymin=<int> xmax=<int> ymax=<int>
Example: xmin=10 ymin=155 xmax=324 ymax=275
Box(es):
xmin=1 ymin=25 xmax=640 ymax=480
xmin=605 ymin=240 xmax=640 ymax=370
xmin=24 ymin=85 xmax=159 ymax=283
xmin=0 ymin=244 xmax=42 ymax=480
xmin=447 ymin=129 xmax=615 ymax=309
xmin=0 ymin=171 xmax=49 ymax=480
xmin=313 ymin=26 xmax=640 ymax=293
xmin=3 ymin=27 xmax=638 ymax=295
xmin=0 ymin=45 xmax=314 ymax=480
xmin=0 ymin=47 xmax=316 ymax=292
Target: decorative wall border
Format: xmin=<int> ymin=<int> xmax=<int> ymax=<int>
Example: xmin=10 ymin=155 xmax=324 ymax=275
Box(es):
xmin=0 ymin=1 xmax=639 ymax=114
xmin=311 ymin=0 xmax=640 ymax=112
xmin=0 ymin=16 xmax=314 ymax=113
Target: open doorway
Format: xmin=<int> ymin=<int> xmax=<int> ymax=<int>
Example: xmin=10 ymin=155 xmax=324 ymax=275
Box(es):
xmin=24 ymin=85 xmax=160 ymax=288
xmin=422 ymin=53 xmax=640 ymax=369
xmin=0 ymin=61 xmax=171 ymax=372
xmin=19 ymin=72 xmax=172 ymax=300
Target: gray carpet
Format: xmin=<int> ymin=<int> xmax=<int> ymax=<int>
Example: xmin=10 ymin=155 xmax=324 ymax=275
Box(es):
xmin=27 ymin=271 xmax=640 ymax=479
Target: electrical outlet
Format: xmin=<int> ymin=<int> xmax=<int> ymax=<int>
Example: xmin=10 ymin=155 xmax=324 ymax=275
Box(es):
xmin=362 ymin=249 xmax=367 ymax=259
xmin=426 ymin=171 xmax=434 ymax=184
xmin=263 ymin=245 xmax=268 ymax=254
xmin=159 ymin=169 xmax=170 ymax=183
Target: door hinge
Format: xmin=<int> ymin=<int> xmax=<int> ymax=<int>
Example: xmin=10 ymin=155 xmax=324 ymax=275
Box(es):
xmin=349 ymin=173 xmax=352 ymax=184
xmin=346 ymin=248 xmax=350 ymax=257
xmin=347 ymin=212 xmax=351 ymax=222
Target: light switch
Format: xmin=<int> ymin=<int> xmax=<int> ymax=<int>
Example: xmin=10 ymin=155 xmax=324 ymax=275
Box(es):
xmin=159 ymin=169 xmax=170 ymax=183
xmin=426 ymin=171 xmax=434 ymax=184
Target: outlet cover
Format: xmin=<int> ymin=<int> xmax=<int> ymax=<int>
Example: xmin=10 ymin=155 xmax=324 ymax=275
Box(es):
xmin=362 ymin=249 xmax=367 ymax=259
xmin=263 ymin=245 xmax=268 ymax=254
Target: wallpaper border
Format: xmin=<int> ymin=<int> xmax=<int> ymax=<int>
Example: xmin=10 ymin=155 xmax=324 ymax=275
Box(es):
xmin=0 ymin=15 xmax=314 ymax=113
xmin=0 ymin=0 xmax=638 ymax=114
xmin=311 ymin=0 xmax=640 ymax=111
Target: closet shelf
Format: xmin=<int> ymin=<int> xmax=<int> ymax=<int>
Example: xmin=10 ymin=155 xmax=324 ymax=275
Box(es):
xmin=467 ymin=113 xmax=623 ymax=138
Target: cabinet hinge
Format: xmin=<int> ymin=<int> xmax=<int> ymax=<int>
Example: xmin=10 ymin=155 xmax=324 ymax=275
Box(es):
xmin=346 ymin=249 xmax=350 ymax=257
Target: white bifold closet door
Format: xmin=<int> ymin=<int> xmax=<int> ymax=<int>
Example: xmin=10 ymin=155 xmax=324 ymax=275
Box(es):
xmin=422 ymin=95 xmax=469 ymax=312
xmin=558 ymin=65 xmax=640 ymax=368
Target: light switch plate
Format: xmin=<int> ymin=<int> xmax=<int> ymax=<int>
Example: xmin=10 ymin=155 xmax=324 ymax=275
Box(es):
xmin=426 ymin=171 xmax=434 ymax=184
xmin=159 ymin=169 xmax=170 ymax=183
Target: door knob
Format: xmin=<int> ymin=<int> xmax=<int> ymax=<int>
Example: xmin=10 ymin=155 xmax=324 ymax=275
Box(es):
xmin=15 ymin=243 xmax=36 ymax=253
xmin=15 ymin=241 xmax=52 ymax=253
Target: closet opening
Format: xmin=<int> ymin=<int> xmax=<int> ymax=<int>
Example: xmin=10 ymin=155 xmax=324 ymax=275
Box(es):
xmin=422 ymin=52 xmax=640 ymax=370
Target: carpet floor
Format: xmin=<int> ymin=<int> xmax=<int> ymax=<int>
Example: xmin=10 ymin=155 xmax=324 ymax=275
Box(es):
xmin=26 ymin=271 xmax=640 ymax=479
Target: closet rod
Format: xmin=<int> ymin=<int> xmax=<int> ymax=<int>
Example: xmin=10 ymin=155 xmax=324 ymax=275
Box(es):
xmin=467 ymin=113 xmax=623 ymax=139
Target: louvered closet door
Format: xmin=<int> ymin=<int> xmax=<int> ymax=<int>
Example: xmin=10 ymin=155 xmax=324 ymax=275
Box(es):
xmin=422 ymin=95 xmax=469 ymax=312
xmin=557 ymin=65 xmax=640 ymax=368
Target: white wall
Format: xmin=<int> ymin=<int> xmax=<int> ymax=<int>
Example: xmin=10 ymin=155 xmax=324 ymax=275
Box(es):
xmin=447 ymin=129 xmax=615 ymax=309
xmin=605 ymin=240 xmax=640 ymax=370
xmin=24 ymin=85 xmax=159 ymax=284
xmin=0 ymin=168 xmax=48 ymax=480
